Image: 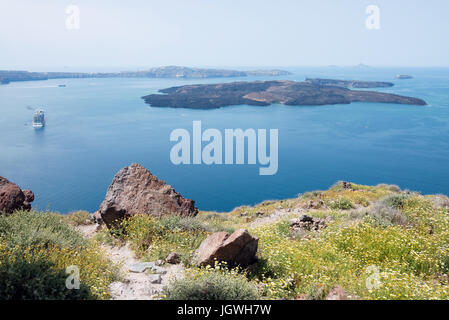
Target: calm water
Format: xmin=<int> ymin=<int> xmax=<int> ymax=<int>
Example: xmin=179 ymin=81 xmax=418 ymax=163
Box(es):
xmin=1 ymin=67 xmax=449 ymax=213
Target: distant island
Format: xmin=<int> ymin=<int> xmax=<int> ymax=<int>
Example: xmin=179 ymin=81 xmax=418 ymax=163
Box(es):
xmin=305 ymin=78 xmax=394 ymax=88
xmin=354 ymin=63 xmax=371 ymax=68
xmin=142 ymin=79 xmax=427 ymax=109
xmin=0 ymin=66 xmax=291 ymax=84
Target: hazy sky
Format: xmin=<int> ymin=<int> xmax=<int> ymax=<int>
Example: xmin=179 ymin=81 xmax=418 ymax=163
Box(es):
xmin=1 ymin=0 xmax=448 ymax=70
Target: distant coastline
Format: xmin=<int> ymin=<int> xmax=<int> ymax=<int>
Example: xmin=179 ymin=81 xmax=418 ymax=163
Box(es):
xmin=0 ymin=66 xmax=292 ymax=85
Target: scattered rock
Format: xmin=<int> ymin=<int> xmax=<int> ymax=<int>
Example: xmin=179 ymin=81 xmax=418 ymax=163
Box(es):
xmin=195 ymin=229 xmax=258 ymax=268
xmin=326 ymin=285 xmax=348 ymax=300
xmin=129 ymin=262 xmax=155 ymax=273
xmin=152 ymin=266 xmax=167 ymax=275
xmin=92 ymin=211 xmax=103 ymax=224
xmin=148 ymin=274 xmax=162 ymax=284
xmin=98 ymin=163 xmax=198 ymax=228
xmin=336 ymin=181 xmax=353 ymax=191
xmin=155 ymin=259 xmax=165 ymax=266
xmin=301 ymin=200 xmax=325 ymax=210
xmin=165 ymin=252 xmax=181 ymax=264
xmin=290 ymin=215 xmax=327 ymax=232
xmin=0 ymin=176 xmax=34 ymax=214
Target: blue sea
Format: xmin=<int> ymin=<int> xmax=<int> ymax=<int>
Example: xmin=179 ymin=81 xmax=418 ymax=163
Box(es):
xmin=1 ymin=67 xmax=449 ymax=213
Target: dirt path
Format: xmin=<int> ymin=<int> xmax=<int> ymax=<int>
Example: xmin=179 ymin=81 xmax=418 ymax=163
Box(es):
xmin=76 ymin=224 xmax=184 ymax=300
xmin=249 ymin=208 xmax=306 ymax=228
xmin=105 ymin=243 xmax=184 ymax=300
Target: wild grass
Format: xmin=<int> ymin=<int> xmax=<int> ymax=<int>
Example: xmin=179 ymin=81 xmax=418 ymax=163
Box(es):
xmin=99 ymin=215 xmax=209 ymax=265
xmin=247 ymin=191 xmax=449 ymax=300
xmin=5 ymin=182 xmax=447 ymax=300
xmin=97 ymin=182 xmax=449 ymax=300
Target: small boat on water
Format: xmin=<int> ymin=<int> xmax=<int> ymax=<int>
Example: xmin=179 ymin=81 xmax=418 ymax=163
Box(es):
xmin=395 ymin=74 xmax=413 ymax=80
xmin=32 ymin=109 xmax=45 ymax=128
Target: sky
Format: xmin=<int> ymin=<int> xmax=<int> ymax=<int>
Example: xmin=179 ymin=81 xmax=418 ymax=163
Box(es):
xmin=0 ymin=0 xmax=448 ymax=70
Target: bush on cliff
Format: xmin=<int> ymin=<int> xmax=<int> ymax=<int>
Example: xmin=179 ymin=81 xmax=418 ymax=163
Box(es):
xmin=162 ymin=267 xmax=259 ymax=300
xmin=0 ymin=252 xmax=91 ymax=300
xmin=327 ymin=197 xmax=354 ymax=210
xmin=0 ymin=210 xmax=118 ymax=300
xmin=350 ymin=203 xmax=409 ymax=227
xmin=382 ymin=194 xmax=410 ymax=210
xmin=0 ymin=210 xmax=86 ymax=248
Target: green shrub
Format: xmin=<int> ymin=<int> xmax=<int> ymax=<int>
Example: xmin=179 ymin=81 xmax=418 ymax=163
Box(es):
xmin=382 ymin=194 xmax=410 ymax=210
xmin=0 ymin=240 xmax=119 ymax=300
xmin=160 ymin=215 xmax=205 ymax=232
xmin=328 ymin=197 xmax=354 ymax=210
xmin=0 ymin=253 xmax=91 ymax=300
xmin=377 ymin=184 xmax=402 ymax=193
xmin=0 ymin=210 xmax=86 ymax=249
xmin=162 ymin=271 xmax=259 ymax=300
xmin=0 ymin=211 xmax=119 ymax=299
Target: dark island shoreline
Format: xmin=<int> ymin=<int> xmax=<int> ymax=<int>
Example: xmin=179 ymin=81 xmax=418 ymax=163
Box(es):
xmin=142 ymin=78 xmax=427 ymax=109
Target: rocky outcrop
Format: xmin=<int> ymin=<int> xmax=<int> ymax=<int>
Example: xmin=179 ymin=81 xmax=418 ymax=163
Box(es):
xmin=142 ymin=80 xmax=427 ymax=109
xmin=195 ymin=229 xmax=258 ymax=267
xmin=301 ymin=199 xmax=325 ymax=210
xmin=0 ymin=176 xmax=34 ymax=214
xmin=98 ymin=164 xmax=198 ymax=228
xmin=340 ymin=181 xmax=353 ymax=190
xmin=290 ymin=215 xmax=328 ymax=232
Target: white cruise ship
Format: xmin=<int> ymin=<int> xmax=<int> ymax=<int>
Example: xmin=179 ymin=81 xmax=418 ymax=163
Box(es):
xmin=32 ymin=109 xmax=45 ymax=128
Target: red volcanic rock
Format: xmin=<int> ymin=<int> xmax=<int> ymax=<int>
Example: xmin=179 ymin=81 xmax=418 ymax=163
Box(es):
xmin=0 ymin=176 xmax=34 ymax=214
xmin=165 ymin=252 xmax=181 ymax=264
xmin=23 ymin=189 xmax=34 ymax=203
xmin=98 ymin=163 xmax=198 ymax=228
xmin=195 ymin=229 xmax=259 ymax=268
